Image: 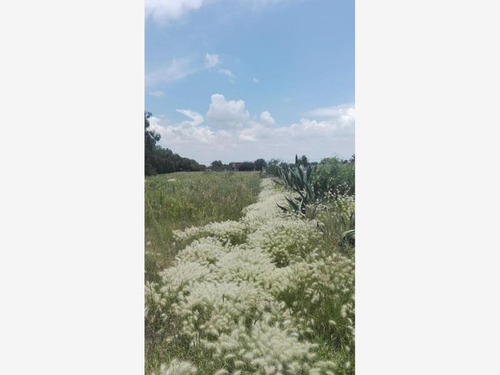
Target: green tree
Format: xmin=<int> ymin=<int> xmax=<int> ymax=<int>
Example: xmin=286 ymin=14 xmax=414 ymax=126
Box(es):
xmin=211 ymin=160 xmax=223 ymax=171
xmin=145 ymin=111 xmax=161 ymax=176
xmin=264 ymin=159 xmax=282 ymax=177
xmin=254 ymin=158 xmax=267 ymax=171
xmin=238 ymin=161 xmax=255 ymax=171
xmin=145 ymin=111 xmax=205 ymax=175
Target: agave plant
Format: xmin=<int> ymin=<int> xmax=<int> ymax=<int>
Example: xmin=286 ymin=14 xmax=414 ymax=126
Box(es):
xmin=277 ymin=155 xmax=356 ymax=216
xmin=277 ymin=156 xmax=319 ymax=214
xmin=342 ymin=229 xmax=355 ymax=246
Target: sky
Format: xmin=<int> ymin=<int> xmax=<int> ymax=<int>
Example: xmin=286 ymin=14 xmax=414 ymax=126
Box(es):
xmin=145 ymin=0 xmax=354 ymax=165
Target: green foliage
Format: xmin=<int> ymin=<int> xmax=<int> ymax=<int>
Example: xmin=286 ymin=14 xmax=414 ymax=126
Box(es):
xmin=313 ymin=157 xmax=355 ymax=197
xmin=210 ymin=160 xmax=224 ymax=171
xmin=277 ymin=161 xmax=317 ymax=215
xmin=342 ymin=229 xmax=355 ymax=246
xmin=145 ymin=111 xmax=161 ymax=175
xmin=314 ymin=197 xmax=355 ymax=254
xmin=254 ymin=158 xmax=267 ymax=171
xmin=145 ymin=178 xmax=355 ymax=375
xmin=276 ymin=155 xmax=355 ymax=215
xmin=262 ymin=158 xmax=283 ymax=177
xmin=145 ymin=111 xmax=205 ymax=176
xmin=238 ymin=161 xmax=255 ymax=171
xmin=145 ymin=172 xmax=261 ymax=281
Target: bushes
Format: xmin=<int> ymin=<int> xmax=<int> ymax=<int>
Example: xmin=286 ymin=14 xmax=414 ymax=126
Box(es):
xmin=314 ymin=196 xmax=355 ymax=252
xmin=277 ymin=253 xmax=355 ymax=350
xmin=263 ymin=159 xmax=286 ymax=178
xmin=273 ymin=155 xmax=355 ymax=216
xmin=313 ymin=157 xmax=355 ymax=197
xmin=238 ymin=161 xmax=256 ymax=171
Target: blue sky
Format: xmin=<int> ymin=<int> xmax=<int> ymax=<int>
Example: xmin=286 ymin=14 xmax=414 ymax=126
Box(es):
xmin=145 ymin=0 xmax=354 ymax=165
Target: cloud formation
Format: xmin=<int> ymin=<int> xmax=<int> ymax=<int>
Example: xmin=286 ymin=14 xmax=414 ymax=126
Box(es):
xmin=145 ymin=58 xmax=196 ymax=87
xmin=205 ymin=53 xmax=220 ymax=68
xmin=218 ymin=69 xmax=235 ymax=81
xmin=146 ymin=0 xmax=296 ymax=24
xmin=206 ymin=94 xmax=250 ymax=130
xmin=145 ymin=0 xmax=211 ymax=23
xmin=176 ymin=109 xmax=204 ymax=126
xmin=150 ymin=95 xmax=354 ymax=164
xmin=303 ymin=104 xmax=354 ymax=119
xmin=146 ymin=52 xmax=222 ymax=88
xmin=259 ymin=110 xmax=275 ymax=126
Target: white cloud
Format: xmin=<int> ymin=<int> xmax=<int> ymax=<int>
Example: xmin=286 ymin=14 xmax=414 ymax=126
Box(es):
xmin=218 ymin=69 xmax=235 ymax=83
xmin=150 ymin=101 xmax=354 ymax=164
xmin=146 ymin=53 xmax=225 ymax=88
xmin=145 ymin=0 xmax=211 ymax=23
xmin=146 ymin=0 xmax=298 ymax=24
xmin=253 ymin=77 xmax=259 ymax=83
xmin=176 ymin=109 xmax=204 ymax=126
xmin=148 ymin=90 xmax=166 ymax=97
xmin=148 ymin=115 xmax=215 ymax=146
xmin=218 ymin=69 xmax=234 ymax=78
xmin=304 ymin=104 xmax=354 ymax=119
xmin=259 ymin=111 xmax=275 ymax=126
xmin=206 ymin=94 xmax=249 ymax=129
xmin=205 ymin=53 xmax=220 ymax=68
xmin=145 ymin=58 xmax=196 ymax=87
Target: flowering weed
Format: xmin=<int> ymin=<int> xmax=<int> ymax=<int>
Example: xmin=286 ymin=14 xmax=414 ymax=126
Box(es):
xmin=146 ymin=175 xmax=355 ymax=375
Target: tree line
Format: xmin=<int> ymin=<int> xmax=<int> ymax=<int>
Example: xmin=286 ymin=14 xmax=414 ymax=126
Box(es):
xmin=210 ymin=155 xmax=354 ymax=173
xmin=146 ymin=111 xmax=354 ymax=176
xmin=209 ymin=159 xmax=267 ymax=172
xmin=145 ymin=112 xmax=206 ymax=176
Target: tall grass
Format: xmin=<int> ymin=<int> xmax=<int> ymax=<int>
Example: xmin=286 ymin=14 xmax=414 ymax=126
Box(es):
xmin=145 ymin=172 xmax=261 ymax=282
xmin=145 ymin=176 xmax=355 ymax=375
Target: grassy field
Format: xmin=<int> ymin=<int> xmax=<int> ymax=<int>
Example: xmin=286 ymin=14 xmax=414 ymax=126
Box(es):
xmin=145 ymin=172 xmax=354 ymax=375
xmin=145 ymin=172 xmax=261 ymax=282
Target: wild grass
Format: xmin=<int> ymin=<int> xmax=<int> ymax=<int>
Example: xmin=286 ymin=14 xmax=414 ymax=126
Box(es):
xmin=145 ymin=172 xmax=261 ymax=282
xmin=145 ymin=176 xmax=355 ymax=375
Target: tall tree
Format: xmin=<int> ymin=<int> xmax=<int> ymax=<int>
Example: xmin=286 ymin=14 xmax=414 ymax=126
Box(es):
xmin=254 ymin=158 xmax=267 ymax=171
xmin=145 ymin=111 xmax=161 ymax=176
xmin=211 ymin=160 xmax=223 ymax=170
xmin=239 ymin=161 xmax=255 ymax=171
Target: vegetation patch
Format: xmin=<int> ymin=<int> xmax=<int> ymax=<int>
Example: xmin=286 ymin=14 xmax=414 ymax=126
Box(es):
xmin=146 ymin=176 xmax=355 ymax=375
xmin=145 ymin=172 xmax=261 ymax=281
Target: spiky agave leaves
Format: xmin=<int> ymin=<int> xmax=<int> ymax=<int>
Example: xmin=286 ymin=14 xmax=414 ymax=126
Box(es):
xmin=277 ymin=161 xmax=319 ymax=215
xmin=342 ymin=229 xmax=355 ymax=246
xmin=340 ymin=205 xmax=355 ymax=246
xmin=277 ymin=195 xmax=304 ymax=215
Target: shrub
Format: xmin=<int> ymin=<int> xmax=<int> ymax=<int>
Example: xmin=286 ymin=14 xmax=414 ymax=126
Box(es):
xmin=313 ymin=157 xmax=355 ymax=197
xmin=275 ymin=155 xmax=355 ymax=216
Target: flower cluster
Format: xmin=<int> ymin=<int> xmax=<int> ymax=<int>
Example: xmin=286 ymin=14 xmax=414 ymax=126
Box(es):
xmin=155 ymin=360 xmax=196 ymax=375
xmin=207 ymin=315 xmax=336 ymax=375
xmin=246 ymin=216 xmax=321 ymax=267
xmin=276 ymin=253 xmax=355 ymax=351
xmin=147 ymin=178 xmax=355 ymax=374
xmin=173 ymin=220 xmax=247 ymax=246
